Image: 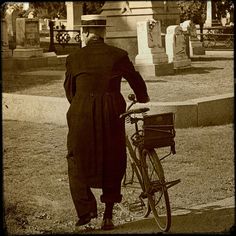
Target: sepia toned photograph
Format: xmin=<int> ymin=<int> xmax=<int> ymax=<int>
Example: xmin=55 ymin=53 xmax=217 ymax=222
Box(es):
xmin=2 ymin=1 xmax=234 ymax=234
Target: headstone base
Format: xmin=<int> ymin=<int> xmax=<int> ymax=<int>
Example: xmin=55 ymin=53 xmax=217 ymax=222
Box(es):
xmin=135 ymin=63 xmax=174 ymax=77
xmin=13 ymin=48 xmax=43 ymax=58
xmin=173 ymin=58 xmax=191 ymax=69
xmin=135 ymin=52 xmax=169 ymax=65
xmin=1 ymin=48 xmax=12 ymax=58
xmin=190 ymin=41 xmax=206 ymax=55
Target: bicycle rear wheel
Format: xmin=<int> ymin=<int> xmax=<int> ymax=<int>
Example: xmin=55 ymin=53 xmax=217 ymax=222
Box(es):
xmin=119 ymin=146 xmax=149 ymax=218
xmin=142 ymin=149 xmax=171 ymax=232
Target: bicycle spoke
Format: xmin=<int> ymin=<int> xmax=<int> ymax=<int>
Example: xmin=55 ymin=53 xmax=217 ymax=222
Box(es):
xmin=119 ymin=146 xmax=150 ymax=218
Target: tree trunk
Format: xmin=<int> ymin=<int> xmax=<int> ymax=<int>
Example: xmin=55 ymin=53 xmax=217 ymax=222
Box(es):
xmin=200 ymin=23 xmax=204 ymax=42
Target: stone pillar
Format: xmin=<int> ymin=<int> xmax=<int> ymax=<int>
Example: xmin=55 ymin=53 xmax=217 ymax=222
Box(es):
xmin=165 ymin=25 xmax=191 ymax=69
xmin=5 ymin=8 xmax=20 ymax=50
xmin=135 ymin=19 xmax=174 ymax=76
xmin=66 ymin=1 xmax=83 ymax=40
xmin=205 ymin=0 xmax=212 ymax=27
xmin=181 ymin=20 xmax=205 ymax=56
xmin=13 ymin=18 xmax=43 ymax=58
xmin=1 ymin=19 xmax=12 ymax=58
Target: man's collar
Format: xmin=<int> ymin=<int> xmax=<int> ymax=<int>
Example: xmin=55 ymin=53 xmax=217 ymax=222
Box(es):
xmin=87 ymin=37 xmax=104 ymax=45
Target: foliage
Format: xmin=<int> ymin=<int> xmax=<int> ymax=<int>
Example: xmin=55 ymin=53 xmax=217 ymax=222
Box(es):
xmin=177 ymin=0 xmax=234 ymax=24
xmin=177 ymin=0 xmax=207 ymax=25
xmin=31 ymin=2 xmax=66 ymax=19
xmin=1 ymin=1 xmax=106 ymax=19
xmin=1 ymin=2 xmax=66 ymax=19
xmin=0 ymin=2 xmax=7 ymax=18
xmin=30 ymin=1 xmax=105 ymax=18
xmin=1 ymin=2 xmax=26 ymax=18
xmin=215 ymin=0 xmax=234 ymax=18
xmin=82 ymin=1 xmax=105 ymax=14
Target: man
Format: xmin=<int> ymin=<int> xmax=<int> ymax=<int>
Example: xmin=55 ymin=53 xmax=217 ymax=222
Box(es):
xmin=64 ymin=14 xmax=150 ymax=230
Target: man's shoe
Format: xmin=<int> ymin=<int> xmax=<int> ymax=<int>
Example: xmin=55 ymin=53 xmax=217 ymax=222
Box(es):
xmin=101 ymin=218 xmax=115 ymax=230
xmin=75 ymin=212 xmax=98 ymax=226
xmin=90 ymin=212 xmax=98 ymax=219
xmin=75 ymin=214 xmax=91 ymax=226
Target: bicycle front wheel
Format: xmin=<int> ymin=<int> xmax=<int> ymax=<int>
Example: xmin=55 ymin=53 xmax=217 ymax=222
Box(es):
xmin=119 ymin=146 xmax=149 ymax=218
xmin=142 ymin=149 xmax=171 ymax=232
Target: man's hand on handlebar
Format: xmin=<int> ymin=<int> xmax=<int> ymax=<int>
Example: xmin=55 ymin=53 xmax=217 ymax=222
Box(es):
xmin=137 ymin=96 xmax=150 ymax=103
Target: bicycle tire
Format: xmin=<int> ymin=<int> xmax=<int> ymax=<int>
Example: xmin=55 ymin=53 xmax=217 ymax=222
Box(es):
xmin=142 ymin=149 xmax=171 ymax=232
xmin=118 ymin=143 xmax=149 ymax=218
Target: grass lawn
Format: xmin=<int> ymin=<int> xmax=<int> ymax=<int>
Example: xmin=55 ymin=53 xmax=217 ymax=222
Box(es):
xmin=2 ymin=55 xmax=234 ymax=234
xmin=3 ymin=120 xmax=234 ymax=235
xmin=2 ymin=58 xmax=234 ymax=102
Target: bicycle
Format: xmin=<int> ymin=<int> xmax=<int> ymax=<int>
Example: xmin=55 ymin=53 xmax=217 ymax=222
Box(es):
xmin=118 ymin=94 xmax=181 ymax=232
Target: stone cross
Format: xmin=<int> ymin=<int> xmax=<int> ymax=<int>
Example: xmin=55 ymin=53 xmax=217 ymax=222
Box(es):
xmin=165 ymin=25 xmax=191 ymax=69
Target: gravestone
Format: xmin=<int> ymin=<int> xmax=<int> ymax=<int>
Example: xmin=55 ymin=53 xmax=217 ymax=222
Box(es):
xmin=66 ymin=2 xmax=83 ymax=40
xmin=135 ymin=19 xmax=174 ymax=76
xmin=165 ymin=25 xmax=191 ymax=69
xmin=1 ymin=19 xmax=12 ymax=58
xmin=101 ymin=1 xmax=180 ymax=63
xmin=180 ymin=20 xmax=205 ymax=56
xmin=5 ymin=8 xmax=20 ymax=49
xmin=13 ymin=18 xmax=43 ymax=58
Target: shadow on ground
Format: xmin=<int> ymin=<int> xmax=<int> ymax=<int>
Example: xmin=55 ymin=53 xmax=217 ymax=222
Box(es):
xmin=191 ymin=57 xmax=233 ymax=62
xmin=143 ymin=65 xmax=223 ymax=82
xmin=174 ymin=66 xmax=223 ymax=75
xmin=2 ymin=72 xmax=64 ymax=94
xmin=73 ymin=206 xmax=234 ymax=234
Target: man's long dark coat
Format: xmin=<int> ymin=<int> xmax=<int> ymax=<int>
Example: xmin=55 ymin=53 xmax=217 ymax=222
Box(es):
xmin=64 ymin=39 xmax=149 ymax=189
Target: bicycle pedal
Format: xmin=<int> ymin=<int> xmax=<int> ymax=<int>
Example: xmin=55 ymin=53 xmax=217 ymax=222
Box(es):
xmin=129 ymin=202 xmax=146 ymax=212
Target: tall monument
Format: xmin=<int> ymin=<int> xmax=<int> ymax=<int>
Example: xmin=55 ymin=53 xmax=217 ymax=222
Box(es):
xmin=101 ymin=1 xmax=180 ymax=62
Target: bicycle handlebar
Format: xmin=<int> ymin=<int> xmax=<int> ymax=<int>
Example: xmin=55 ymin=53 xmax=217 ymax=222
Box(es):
xmin=120 ymin=107 xmax=150 ymax=119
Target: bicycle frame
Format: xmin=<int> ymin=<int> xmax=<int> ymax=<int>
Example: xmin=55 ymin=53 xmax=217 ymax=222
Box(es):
xmin=125 ymin=135 xmax=145 ymax=190
xmin=120 ymin=94 xmax=181 ymax=232
xmin=123 ymin=98 xmax=148 ymax=192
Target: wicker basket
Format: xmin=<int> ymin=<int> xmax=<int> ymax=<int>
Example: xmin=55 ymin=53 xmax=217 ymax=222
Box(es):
xmin=143 ymin=112 xmax=176 ymax=153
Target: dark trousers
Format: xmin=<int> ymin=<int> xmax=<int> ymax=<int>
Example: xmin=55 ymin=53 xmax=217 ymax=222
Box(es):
xmin=67 ymin=156 xmax=122 ymax=218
